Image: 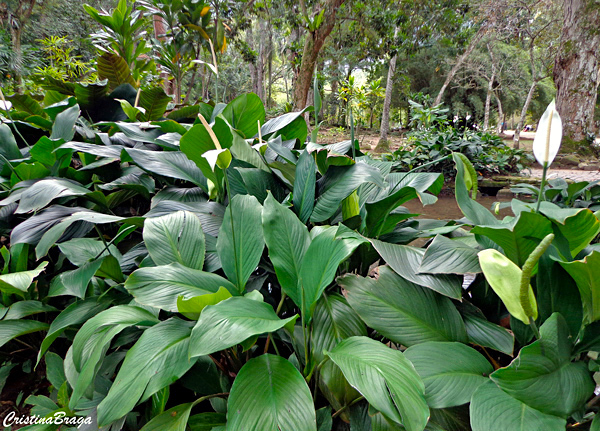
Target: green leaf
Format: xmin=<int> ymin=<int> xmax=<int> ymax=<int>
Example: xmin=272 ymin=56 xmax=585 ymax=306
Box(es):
xmin=97 ymin=53 xmax=136 ymax=91
xmin=1 ymin=300 xmax=56 ymax=320
xmin=140 ymin=403 xmax=194 ymax=431
xmin=177 ymin=286 xmax=232 ymax=320
xmin=471 ymin=211 xmax=553 ymax=267
xmin=339 ymin=266 xmax=468 ymax=346
xmin=139 ymin=87 xmax=172 ymax=121
xmin=126 ymin=148 xmax=207 ymax=189
xmin=221 ymin=93 xmax=265 ymax=139
xmin=478 ymin=248 xmax=537 ymax=324
xmin=490 ymin=313 xmax=594 ymax=417
xmin=364 ymin=187 xmax=419 ymax=237
xmin=300 ymin=226 xmax=364 ymax=319
xmin=0 ymin=261 xmax=48 ymax=296
xmin=188 ymin=413 xmax=226 ymax=431
xmin=217 ymin=195 xmax=264 ymax=293
xmin=50 ymin=104 xmax=80 ymax=141
xmin=470 ymin=381 xmax=566 ymax=431
xmin=537 ymin=252 xmax=582 ymax=336
xmin=419 ymin=235 xmax=481 ymax=274
xmin=311 ymin=163 xmax=385 ymax=223
xmin=97 ymin=318 xmax=197 ymax=426
xmin=312 ymin=294 xmax=366 ymax=410
xmin=58 ymin=238 xmax=121 ymax=267
xmin=262 ymin=193 xmax=310 ymax=306
xmin=460 ymin=307 xmax=514 ymax=356
xmin=0 ymin=123 xmax=23 ymax=161
xmin=7 ymin=93 xmax=45 ymax=116
xmin=189 ymin=297 xmax=296 ymax=358
xmin=371 ymin=239 xmax=463 ymax=299
xmin=1 ymin=179 xmax=91 ymax=215
xmin=560 ymin=251 xmax=600 ymax=324
xmin=227 ymin=354 xmax=316 ymax=431
xmin=404 ymin=342 xmax=493 ymax=408
xmin=48 ymin=258 xmax=104 ymax=298
xmin=38 ymin=297 xmax=109 ymax=364
xmin=260 ymin=108 xmax=311 ymax=141
xmin=326 ymin=336 xmax=429 ymax=431
xmin=125 ymin=263 xmax=236 ymax=312
xmin=540 ymin=206 xmax=600 ymax=258
xmin=0 ymin=320 xmax=48 ymax=348
xmin=452 ymin=153 xmax=498 ymax=226
xmin=144 ymin=211 xmax=205 ymax=270
xmin=293 ymin=150 xmax=317 ymax=223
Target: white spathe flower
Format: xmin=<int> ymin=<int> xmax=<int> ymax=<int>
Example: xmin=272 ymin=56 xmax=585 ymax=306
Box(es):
xmin=532 ymin=100 xmax=562 ymax=166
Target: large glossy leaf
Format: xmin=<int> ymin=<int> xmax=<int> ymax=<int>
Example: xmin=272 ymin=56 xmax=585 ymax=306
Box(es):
xmin=69 ymin=305 xmax=160 ymax=409
xmin=0 ymin=320 xmax=48 ymax=348
xmin=404 ymin=342 xmax=493 ymax=408
xmin=217 ymin=195 xmax=264 ymax=293
xmin=262 ymin=193 xmax=310 ymax=305
xmin=419 ymin=235 xmax=481 ymax=274
xmin=97 ymin=318 xmax=197 ymax=426
xmin=478 ymin=248 xmax=537 ymax=324
xmin=48 ymin=258 xmax=104 ymax=298
xmin=0 ymin=179 xmax=91 ymax=214
xmin=1 ymin=300 xmax=56 ymax=320
xmin=326 ymin=336 xmax=429 ymax=431
xmin=472 ymin=211 xmax=552 ymax=267
xmin=300 ymin=226 xmax=365 ymax=319
xmin=537 ymin=252 xmax=582 ymax=335
xmin=35 ymin=211 xmax=129 ymax=259
xmin=340 ymin=267 xmax=468 ymax=347
xmin=491 ymin=313 xmax=594 ymax=417
xmin=38 ymin=298 xmax=109 ymax=364
xmin=470 ymin=381 xmax=566 ymax=431
xmin=560 ymin=251 xmax=600 ymax=324
xmin=189 ymin=297 xmax=296 ymax=357
xmin=541 ymin=206 xmax=600 ymax=258
xmin=312 ymin=294 xmax=365 ymax=410
xmin=371 ymin=240 xmax=463 ymax=299
xmin=140 ymin=403 xmax=194 ymax=431
xmin=50 ymin=104 xmax=80 ymax=141
xmin=125 ymin=263 xmax=236 ymax=312
xmin=126 ymin=148 xmax=207 ymax=189
xmin=452 ymin=153 xmax=498 ymax=226
xmin=139 ymin=87 xmax=171 ymax=121
xmin=459 ymin=305 xmax=514 ymax=356
xmin=311 ymin=162 xmax=385 ymax=223
xmin=364 ymin=187 xmax=419 ymax=236
xmin=97 ymin=53 xmax=136 ymax=91
xmin=221 ymin=93 xmax=265 ymax=138
xmin=0 ymin=261 xmax=48 ymax=296
xmin=0 ymin=124 xmax=23 ymax=161
xmin=227 ymin=354 xmax=316 ymax=431
xmin=260 ymin=108 xmax=311 ymax=139
xmin=11 ymin=206 xmax=94 ymax=247
xmin=7 ymin=93 xmax=45 ymax=116
xmin=144 ymin=211 xmax=205 ymax=270
xmin=294 ymin=150 xmax=317 ymax=223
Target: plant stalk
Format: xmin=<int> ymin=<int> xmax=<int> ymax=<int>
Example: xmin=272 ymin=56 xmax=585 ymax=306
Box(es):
xmin=535 ymin=163 xmax=548 ymax=213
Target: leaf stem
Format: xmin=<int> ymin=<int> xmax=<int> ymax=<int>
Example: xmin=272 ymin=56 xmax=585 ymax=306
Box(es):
xmin=192 ymin=392 xmax=229 ymax=407
xmin=332 ymin=396 xmax=365 ymax=419
xmin=535 ymin=163 xmax=548 ymax=213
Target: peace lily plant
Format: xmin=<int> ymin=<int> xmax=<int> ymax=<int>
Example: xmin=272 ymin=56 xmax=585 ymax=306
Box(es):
xmin=533 ymin=100 xmax=563 ymax=211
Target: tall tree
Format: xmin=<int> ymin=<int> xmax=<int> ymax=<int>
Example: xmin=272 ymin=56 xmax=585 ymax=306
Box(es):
xmin=554 ymin=0 xmax=600 ymax=146
xmin=0 ymin=0 xmax=43 ymax=92
xmin=375 ymin=27 xmax=399 ymax=151
xmin=292 ymin=0 xmax=345 ymax=109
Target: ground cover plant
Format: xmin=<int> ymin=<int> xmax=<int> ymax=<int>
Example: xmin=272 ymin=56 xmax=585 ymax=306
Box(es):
xmin=0 ymin=77 xmax=599 ymax=431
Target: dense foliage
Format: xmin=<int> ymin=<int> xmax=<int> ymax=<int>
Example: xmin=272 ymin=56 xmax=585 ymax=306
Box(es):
xmin=0 ymin=77 xmax=599 ymax=430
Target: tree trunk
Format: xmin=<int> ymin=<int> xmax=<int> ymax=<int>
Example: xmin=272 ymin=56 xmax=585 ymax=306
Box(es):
xmin=494 ymin=92 xmax=504 ymax=134
xmin=257 ymin=18 xmax=267 ymax=102
xmin=513 ymin=80 xmax=537 ymax=148
xmin=292 ymin=0 xmax=346 ymax=109
xmin=554 ymin=0 xmax=600 ymax=144
xmin=434 ymin=25 xmax=488 ymax=106
xmin=375 ymin=29 xmax=399 ymax=152
xmin=483 ymin=70 xmax=495 ymax=130
xmin=246 ymin=24 xmax=260 ymax=96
